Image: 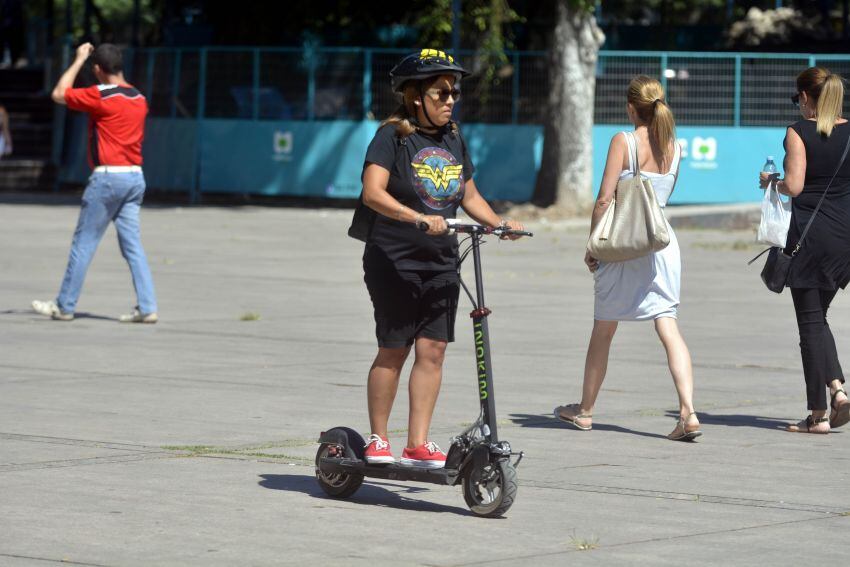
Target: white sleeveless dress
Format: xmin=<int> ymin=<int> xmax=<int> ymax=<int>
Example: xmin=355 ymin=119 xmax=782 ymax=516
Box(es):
xmin=593 ymin=132 xmax=682 ymax=321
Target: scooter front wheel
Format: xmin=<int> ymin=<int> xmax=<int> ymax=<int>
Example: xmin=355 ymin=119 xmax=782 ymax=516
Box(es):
xmin=462 ymin=459 xmax=517 ymax=517
xmin=315 ymin=443 xmax=363 ymax=498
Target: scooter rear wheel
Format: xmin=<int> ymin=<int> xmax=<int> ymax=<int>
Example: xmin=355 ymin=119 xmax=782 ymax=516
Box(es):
xmin=315 ymin=443 xmax=364 ymax=498
xmin=462 ymin=459 xmax=517 ymax=517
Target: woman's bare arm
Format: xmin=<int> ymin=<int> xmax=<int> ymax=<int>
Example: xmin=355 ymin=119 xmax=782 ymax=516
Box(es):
xmin=590 ymin=134 xmax=628 ymax=232
xmin=778 ymin=127 xmax=806 ymax=197
xmin=361 ymin=163 xmax=447 ymax=235
xmin=759 ymin=127 xmax=806 ymax=197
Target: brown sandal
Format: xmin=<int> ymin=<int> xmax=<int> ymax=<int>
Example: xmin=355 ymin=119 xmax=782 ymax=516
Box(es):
xmin=829 ymin=388 xmax=849 ymax=429
xmin=554 ymin=404 xmax=593 ymax=431
xmin=668 ymin=412 xmax=702 ymax=441
xmin=786 ymin=415 xmax=830 ymax=434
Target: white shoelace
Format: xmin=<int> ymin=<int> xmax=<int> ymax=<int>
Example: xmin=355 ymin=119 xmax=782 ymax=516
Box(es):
xmin=366 ymin=434 xmax=388 ymax=451
xmin=424 ymin=441 xmax=442 ymax=455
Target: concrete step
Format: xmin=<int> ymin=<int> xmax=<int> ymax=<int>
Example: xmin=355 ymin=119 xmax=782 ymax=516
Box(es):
xmin=7 ymin=123 xmax=52 ymax=159
xmin=1 ymin=92 xmax=53 ymax=124
xmin=0 ymin=159 xmax=56 ymax=191
xmin=0 ymin=68 xmax=45 ymax=93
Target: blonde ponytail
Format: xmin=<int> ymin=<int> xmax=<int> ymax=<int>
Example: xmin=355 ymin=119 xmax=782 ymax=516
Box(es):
xmin=627 ymin=75 xmax=677 ymax=165
xmin=816 ymin=74 xmax=845 ymax=137
xmin=797 ymin=67 xmax=846 ymax=137
xmin=650 ymin=100 xmax=676 ymax=164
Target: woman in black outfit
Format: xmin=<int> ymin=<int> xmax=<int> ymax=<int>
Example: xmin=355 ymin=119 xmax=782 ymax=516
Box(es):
xmin=759 ymin=67 xmax=850 ymax=433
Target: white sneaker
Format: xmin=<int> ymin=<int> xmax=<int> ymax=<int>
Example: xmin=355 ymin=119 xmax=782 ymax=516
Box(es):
xmin=119 ymin=307 xmax=158 ymax=324
xmin=31 ymin=299 xmax=73 ymax=321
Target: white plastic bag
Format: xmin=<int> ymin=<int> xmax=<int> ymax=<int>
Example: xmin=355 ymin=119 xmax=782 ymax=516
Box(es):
xmin=757 ymin=183 xmax=792 ymax=247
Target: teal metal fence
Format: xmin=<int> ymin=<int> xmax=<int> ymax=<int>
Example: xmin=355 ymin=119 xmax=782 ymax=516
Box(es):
xmin=56 ymin=47 xmax=850 ymax=204
xmin=117 ymin=47 xmax=850 ymax=127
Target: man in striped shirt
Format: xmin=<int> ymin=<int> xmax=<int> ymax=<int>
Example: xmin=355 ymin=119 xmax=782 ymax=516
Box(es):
xmin=32 ymin=43 xmax=158 ymax=323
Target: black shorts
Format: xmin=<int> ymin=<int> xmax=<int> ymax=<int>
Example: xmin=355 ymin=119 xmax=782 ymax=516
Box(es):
xmin=363 ymin=250 xmax=460 ymax=349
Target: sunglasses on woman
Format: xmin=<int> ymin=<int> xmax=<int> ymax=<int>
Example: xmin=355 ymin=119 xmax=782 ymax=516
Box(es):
xmin=791 ymin=93 xmax=800 ymax=107
xmin=425 ymin=88 xmax=461 ymax=102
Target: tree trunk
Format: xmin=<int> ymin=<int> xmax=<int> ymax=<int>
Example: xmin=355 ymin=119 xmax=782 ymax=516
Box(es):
xmin=531 ymin=2 xmax=605 ymax=211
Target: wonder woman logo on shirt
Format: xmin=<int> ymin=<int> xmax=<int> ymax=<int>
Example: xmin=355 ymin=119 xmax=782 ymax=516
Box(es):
xmin=410 ymin=147 xmax=465 ymax=210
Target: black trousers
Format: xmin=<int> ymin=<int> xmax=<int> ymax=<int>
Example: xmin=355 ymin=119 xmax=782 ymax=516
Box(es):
xmin=791 ymin=287 xmax=845 ymax=410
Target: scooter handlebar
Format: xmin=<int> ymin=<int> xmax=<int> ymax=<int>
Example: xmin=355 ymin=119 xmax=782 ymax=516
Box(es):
xmin=417 ymin=218 xmax=533 ymax=237
xmin=447 ymin=219 xmax=533 ymax=237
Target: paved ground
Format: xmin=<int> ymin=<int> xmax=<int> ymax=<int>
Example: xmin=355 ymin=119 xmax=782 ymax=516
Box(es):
xmin=1 ymin=198 xmax=848 ymax=566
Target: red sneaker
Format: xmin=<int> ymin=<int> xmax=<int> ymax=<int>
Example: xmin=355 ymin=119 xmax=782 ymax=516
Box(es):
xmin=364 ymin=434 xmax=394 ymax=464
xmin=401 ymin=441 xmax=447 ymax=468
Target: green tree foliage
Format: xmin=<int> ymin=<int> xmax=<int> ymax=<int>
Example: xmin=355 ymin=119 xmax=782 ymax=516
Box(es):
xmin=600 ymin=0 xmax=727 ymax=24
xmin=48 ymin=0 xmax=159 ymax=44
xmin=566 ymin=0 xmax=597 ymax=12
xmin=415 ymin=1 xmax=522 ymax=103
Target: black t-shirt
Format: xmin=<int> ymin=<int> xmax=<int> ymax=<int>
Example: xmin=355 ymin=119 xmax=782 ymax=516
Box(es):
xmin=363 ymin=123 xmax=475 ymax=271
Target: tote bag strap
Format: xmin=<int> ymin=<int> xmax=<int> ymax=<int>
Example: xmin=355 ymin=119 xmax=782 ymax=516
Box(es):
xmin=792 ymin=132 xmax=850 ymax=256
xmin=623 ymin=131 xmax=641 ymax=177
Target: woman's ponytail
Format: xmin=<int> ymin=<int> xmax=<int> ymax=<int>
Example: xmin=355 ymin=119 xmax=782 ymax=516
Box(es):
xmin=627 ymin=76 xmax=677 ymax=165
xmin=797 ymin=67 xmax=846 ymax=137
xmin=816 ymin=74 xmax=845 ymax=137
xmin=380 ymin=103 xmax=417 ymax=137
xmin=649 ymin=100 xmax=676 ymax=164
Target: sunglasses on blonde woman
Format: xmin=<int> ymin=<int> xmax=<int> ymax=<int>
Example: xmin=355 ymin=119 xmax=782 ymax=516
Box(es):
xmin=425 ymin=88 xmax=461 ymax=102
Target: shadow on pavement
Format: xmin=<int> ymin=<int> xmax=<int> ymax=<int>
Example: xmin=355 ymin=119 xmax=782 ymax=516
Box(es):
xmin=666 ymin=410 xmax=794 ymax=431
xmin=258 ymin=474 xmax=474 ymax=516
xmin=0 ymin=308 xmax=118 ymax=322
xmin=509 ymin=413 xmax=667 ymax=439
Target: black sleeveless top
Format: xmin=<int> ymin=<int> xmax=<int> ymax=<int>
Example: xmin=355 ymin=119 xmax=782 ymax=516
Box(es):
xmin=784 ymin=120 xmax=850 ymax=290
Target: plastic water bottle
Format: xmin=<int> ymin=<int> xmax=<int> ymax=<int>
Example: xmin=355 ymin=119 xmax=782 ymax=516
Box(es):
xmin=762 ymin=156 xmax=777 ymax=189
xmin=762 ymin=156 xmax=777 ymax=175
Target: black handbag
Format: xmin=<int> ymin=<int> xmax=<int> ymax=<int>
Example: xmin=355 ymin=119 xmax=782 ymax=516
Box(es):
xmin=347 ymin=133 xmax=409 ymax=242
xmin=347 ymin=197 xmax=376 ymax=242
xmin=750 ymin=133 xmax=850 ymax=293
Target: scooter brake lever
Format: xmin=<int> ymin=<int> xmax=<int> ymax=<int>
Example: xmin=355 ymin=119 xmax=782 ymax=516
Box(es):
xmin=511 ymin=451 xmax=524 ymax=468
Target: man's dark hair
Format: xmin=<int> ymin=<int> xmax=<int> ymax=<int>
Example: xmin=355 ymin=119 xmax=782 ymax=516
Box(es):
xmin=92 ymin=44 xmax=123 ymax=75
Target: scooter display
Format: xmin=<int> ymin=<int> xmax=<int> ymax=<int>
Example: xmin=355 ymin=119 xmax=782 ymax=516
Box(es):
xmin=315 ymin=220 xmax=533 ymax=517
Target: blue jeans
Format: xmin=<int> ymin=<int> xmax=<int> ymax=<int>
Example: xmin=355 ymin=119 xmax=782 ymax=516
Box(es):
xmin=56 ymin=171 xmax=157 ymax=315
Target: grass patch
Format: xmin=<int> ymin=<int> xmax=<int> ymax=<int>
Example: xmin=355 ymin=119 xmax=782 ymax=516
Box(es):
xmin=162 ymin=445 xmax=217 ymax=452
xmin=569 ymin=531 xmax=599 ymax=551
xmin=691 ymin=240 xmax=759 ymax=251
xmin=637 ymin=408 xmax=664 ymax=417
xmin=162 ymin=439 xmax=315 ymax=464
xmin=240 ymin=312 xmax=261 ymax=321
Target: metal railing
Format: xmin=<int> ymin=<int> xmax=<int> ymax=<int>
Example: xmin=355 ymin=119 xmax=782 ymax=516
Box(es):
xmin=103 ymin=47 xmax=850 ymax=127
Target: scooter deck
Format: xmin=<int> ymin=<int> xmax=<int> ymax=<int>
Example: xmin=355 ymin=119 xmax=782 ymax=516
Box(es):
xmin=320 ymin=457 xmax=460 ymax=485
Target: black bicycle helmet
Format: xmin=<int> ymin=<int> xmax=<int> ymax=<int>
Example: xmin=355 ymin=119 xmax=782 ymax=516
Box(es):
xmin=389 ymin=49 xmax=470 ymax=93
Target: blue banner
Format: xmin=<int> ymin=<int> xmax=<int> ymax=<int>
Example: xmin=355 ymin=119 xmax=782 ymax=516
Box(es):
xmin=199 ymin=120 xmax=374 ymax=198
xmin=59 ymin=116 xmax=198 ymax=192
xmin=60 ymin=117 xmax=788 ymax=204
xmin=592 ymin=125 xmax=787 ymax=204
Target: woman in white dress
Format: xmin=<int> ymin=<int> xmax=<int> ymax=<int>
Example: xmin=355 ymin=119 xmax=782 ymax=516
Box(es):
xmin=554 ymin=76 xmax=701 ymax=441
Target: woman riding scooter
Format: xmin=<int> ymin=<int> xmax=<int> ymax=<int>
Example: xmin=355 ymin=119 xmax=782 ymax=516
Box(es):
xmin=357 ymin=49 xmax=524 ymax=467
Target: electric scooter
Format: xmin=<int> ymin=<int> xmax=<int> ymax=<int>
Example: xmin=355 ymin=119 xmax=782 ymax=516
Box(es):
xmin=315 ymin=220 xmax=533 ymax=517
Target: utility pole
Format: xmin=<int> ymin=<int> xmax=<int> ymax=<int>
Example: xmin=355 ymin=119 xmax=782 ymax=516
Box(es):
xmin=83 ymin=0 xmax=92 ymax=41
xmin=132 ymin=0 xmax=141 ymax=46
xmin=452 ymin=0 xmax=461 ymax=55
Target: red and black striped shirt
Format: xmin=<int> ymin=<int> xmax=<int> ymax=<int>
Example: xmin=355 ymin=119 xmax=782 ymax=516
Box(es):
xmin=64 ymin=84 xmax=147 ymax=168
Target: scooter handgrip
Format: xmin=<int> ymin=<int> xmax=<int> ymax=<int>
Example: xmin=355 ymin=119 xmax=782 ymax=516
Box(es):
xmin=417 ymin=221 xmax=430 ymax=232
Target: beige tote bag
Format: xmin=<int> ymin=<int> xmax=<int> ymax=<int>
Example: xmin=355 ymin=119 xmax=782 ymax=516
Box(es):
xmin=586 ymin=131 xmax=670 ymax=263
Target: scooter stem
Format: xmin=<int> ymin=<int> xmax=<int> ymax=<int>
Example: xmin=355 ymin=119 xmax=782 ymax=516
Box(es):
xmin=470 ymin=234 xmax=499 ymax=443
